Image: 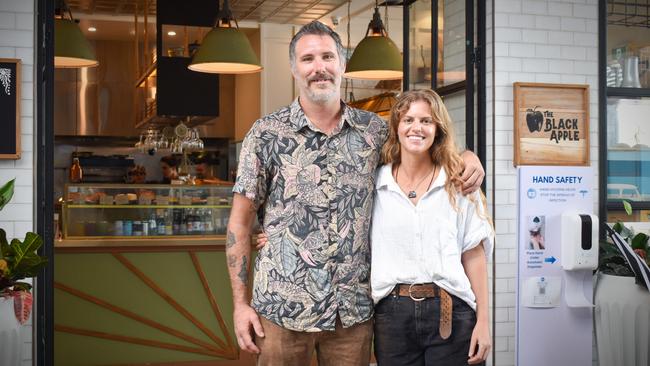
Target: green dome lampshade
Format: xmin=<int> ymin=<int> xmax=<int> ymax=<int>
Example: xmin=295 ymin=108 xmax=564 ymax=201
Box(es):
xmin=344 ymin=36 xmax=402 ymax=80
xmin=344 ymin=6 xmax=402 ymax=80
xmin=188 ymin=27 xmax=261 ymax=74
xmin=54 ymin=18 xmax=98 ymax=68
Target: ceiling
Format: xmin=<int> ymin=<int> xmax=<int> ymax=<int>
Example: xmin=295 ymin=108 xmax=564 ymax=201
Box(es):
xmin=66 ymin=0 xmax=350 ymax=25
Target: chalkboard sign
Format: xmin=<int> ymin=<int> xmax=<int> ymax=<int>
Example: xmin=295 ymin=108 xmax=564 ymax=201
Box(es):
xmin=0 ymin=58 xmax=20 ymax=159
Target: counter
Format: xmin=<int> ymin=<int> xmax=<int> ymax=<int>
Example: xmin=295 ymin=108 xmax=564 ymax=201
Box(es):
xmin=54 ymin=184 xmax=256 ymax=365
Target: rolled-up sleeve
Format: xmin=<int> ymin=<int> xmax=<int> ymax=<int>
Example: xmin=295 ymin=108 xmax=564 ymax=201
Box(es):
xmin=232 ymin=120 xmax=268 ymax=210
xmin=461 ymin=191 xmax=494 ymax=258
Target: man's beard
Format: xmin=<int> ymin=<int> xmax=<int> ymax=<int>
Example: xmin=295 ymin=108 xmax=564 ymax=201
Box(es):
xmin=304 ymin=72 xmax=339 ymax=104
xmin=305 ymin=86 xmax=338 ymax=104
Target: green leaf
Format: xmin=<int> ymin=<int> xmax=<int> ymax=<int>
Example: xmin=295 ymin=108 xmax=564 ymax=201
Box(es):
xmin=11 ymin=233 xmax=43 ymax=270
xmin=613 ymin=222 xmax=624 ymax=234
xmin=12 ymin=282 xmax=32 ymax=292
xmin=623 ymin=200 xmax=633 ymax=216
xmin=0 ymin=228 xmax=9 ymax=258
xmin=0 ymin=179 xmax=15 ymax=211
xmin=631 ymin=233 xmax=649 ymax=250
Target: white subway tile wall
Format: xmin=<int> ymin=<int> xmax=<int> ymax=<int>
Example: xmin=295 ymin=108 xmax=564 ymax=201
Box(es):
xmin=491 ymin=0 xmax=599 ymax=365
xmin=0 ymin=1 xmax=35 ymax=365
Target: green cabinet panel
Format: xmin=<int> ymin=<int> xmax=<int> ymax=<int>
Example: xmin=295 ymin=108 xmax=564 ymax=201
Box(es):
xmin=54 ymin=250 xmax=243 ymax=366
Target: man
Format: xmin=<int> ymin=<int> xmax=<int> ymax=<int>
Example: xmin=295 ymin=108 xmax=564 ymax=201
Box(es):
xmin=226 ymin=21 xmax=485 ymax=365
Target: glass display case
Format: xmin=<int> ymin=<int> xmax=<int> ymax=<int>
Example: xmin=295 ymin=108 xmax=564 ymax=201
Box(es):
xmin=62 ymin=184 xmax=233 ymax=239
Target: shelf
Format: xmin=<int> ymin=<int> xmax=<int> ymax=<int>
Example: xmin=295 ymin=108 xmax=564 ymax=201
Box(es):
xmin=607 ymin=87 xmax=650 ymax=98
xmin=66 ymin=204 xmax=232 ymax=209
xmin=55 ymin=236 xmax=228 ymax=251
xmin=606 ymin=200 xmax=650 ymax=210
xmin=134 ymin=114 xmax=215 ymax=130
xmin=135 ymin=61 xmax=157 ymax=88
xmin=66 ymin=183 xmax=233 ymax=189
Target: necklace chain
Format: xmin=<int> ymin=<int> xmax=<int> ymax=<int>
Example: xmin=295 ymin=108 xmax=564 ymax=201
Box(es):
xmin=396 ymin=165 xmax=435 ymax=199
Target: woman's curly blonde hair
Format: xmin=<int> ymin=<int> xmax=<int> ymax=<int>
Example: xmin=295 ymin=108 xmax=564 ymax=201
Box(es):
xmin=382 ymin=89 xmax=465 ymax=208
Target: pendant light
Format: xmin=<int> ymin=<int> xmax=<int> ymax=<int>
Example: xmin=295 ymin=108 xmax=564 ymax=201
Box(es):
xmin=188 ymin=0 xmax=262 ymax=74
xmin=343 ymin=2 xmax=402 ymax=80
xmin=54 ymin=0 xmax=98 ymax=68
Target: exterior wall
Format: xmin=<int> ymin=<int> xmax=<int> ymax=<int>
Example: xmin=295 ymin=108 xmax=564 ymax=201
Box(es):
xmin=443 ymin=0 xmax=468 ymax=147
xmin=0 ymin=0 xmax=35 ymax=365
xmin=491 ymin=0 xmax=599 ymax=365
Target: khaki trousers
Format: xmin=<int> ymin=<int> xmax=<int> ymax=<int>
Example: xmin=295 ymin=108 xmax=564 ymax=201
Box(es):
xmin=256 ymin=316 xmax=373 ymax=366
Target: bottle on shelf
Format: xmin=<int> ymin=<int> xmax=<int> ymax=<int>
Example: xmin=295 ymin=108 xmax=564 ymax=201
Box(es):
xmin=69 ymin=157 xmax=83 ymax=183
xmin=156 ymin=209 xmax=166 ymax=235
xmin=204 ymin=208 xmax=215 ymax=234
xmin=148 ymin=213 xmax=157 ymax=235
xmin=164 ymin=210 xmax=173 ymax=235
xmin=179 ymin=209 xmax=188 ymax=235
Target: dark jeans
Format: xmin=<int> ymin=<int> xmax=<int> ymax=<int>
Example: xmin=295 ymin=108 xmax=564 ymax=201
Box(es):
xmin=374 ymin=292 xmax=484 ymax=366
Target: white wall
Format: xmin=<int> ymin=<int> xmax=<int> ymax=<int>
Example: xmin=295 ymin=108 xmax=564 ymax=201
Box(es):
xmin=491 ymin=0 xmax=599 ymax=365
xmin=0 ymin=0 xmax=35 ymax=365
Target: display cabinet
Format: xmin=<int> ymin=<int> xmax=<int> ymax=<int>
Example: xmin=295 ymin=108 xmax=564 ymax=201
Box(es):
xmin=62 ymin=183 xmax=233 ymax=239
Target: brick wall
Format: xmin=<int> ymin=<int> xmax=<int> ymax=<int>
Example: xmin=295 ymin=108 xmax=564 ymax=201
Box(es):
xmin=0 ymin=0 xmax=35 ymax=365
xmin=490 ymin=0 xmax=599 ymax=365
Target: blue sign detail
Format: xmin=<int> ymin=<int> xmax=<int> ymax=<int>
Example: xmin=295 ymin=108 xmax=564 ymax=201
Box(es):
xmin=527 ymin=188 xmax=537 ymax=199
xmin=579 ymin=189 xmax=588 ymax=197
xmin=544 ymin=256 xmax=557 ymax=264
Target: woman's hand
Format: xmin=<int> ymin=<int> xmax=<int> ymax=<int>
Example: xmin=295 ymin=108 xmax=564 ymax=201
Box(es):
xmin=255 ymin=232 xmax=268 ymax=249
xmin=467 ymin=318 xmax=491 ymax=364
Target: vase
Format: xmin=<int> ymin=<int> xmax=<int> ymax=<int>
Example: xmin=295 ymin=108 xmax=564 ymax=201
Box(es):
xmin=0 ymin=296 xmax=22 ymax=366
xmin=621 ymin=56 xmax=642 ymax=88
xmin=594 ymin=272 xmax=650 ymax=366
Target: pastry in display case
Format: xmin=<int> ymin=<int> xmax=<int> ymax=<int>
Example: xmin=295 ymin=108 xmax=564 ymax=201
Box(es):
xmin=62 ymin=184 xmax=233 ymax=239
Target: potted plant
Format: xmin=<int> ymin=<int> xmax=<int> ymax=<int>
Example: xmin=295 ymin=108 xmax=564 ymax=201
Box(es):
xmin=594 ymin=201 xmax=650 ymax=366
xmin=0 ymin=179 xmax=48 ymax=365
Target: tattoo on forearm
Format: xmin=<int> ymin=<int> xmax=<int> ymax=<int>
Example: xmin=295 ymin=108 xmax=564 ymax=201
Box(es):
xmin=227 ymin=254 xmax=237 ymax=268
xmin=238 ymin=255 xmax=248 ymax=284
xmin=226 ymin=230 xmax=236 ymax=249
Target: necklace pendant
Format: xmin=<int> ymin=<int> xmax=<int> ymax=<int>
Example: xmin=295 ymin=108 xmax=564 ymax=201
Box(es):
xmin=408 ymin=191 xmax=417 ymax=199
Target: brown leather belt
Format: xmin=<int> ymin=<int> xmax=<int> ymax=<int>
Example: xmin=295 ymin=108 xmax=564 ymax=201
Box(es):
xmin=391 ymin=283 xmax=453 ymax=339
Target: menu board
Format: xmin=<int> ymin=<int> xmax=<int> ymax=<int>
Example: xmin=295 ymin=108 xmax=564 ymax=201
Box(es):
xmin=0 ymin=58 xmax=20 ymax=159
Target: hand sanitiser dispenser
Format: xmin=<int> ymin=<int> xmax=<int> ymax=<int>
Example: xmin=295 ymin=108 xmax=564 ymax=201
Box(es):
xmin=560 ymin=213 xmax=599 ymax=270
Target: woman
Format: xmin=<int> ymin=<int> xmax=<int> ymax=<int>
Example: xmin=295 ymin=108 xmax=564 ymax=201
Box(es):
xmin=371 ymin=89 xmax=493 ymax=365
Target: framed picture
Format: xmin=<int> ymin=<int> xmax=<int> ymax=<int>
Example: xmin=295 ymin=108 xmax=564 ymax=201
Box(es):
xmin=0 ymin=58 xmax=21 ymax=159
xmin=513 ymin=82 xmax=589 ymax=166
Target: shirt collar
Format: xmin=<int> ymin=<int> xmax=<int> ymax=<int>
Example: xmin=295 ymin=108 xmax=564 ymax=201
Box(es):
xmin=288 ymin=98 xmax=364 ymax=132
xmin=376 ymin=163 xmax=449 ymax=191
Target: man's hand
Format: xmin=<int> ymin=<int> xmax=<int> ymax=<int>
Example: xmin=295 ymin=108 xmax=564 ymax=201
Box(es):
xmin=467 ymin=318 xmax=491 ymax=364
xmin=233 ymin=303 xmax=265 ymax=354
xmin=460 ymin=150 xmax=485 ymax=195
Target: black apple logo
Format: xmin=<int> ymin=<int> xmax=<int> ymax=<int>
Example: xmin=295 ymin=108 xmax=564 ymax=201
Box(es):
xmin=526 ymin=107 xmax=543 ymax=133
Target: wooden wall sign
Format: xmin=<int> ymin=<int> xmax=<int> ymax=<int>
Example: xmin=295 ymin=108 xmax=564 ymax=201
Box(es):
xmin=513 ymin=82 xmax=589 ymax=166
xmin=0 ymin=58 xmax=21 ymax=159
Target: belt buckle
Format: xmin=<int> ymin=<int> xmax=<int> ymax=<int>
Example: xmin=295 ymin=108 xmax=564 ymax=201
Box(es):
xmin=408 ymin=283 xmax=426 ymax=302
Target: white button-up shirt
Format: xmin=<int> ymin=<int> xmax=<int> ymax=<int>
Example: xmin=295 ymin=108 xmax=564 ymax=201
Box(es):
xmin=370 ymin=164 xmax=494 ymax=310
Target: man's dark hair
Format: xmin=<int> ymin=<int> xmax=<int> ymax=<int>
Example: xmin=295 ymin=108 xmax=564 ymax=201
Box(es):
xmin=289 ymin=21 xmax=345 ymax=69
xmin=160 ymin=155 xmax=179 ymax=168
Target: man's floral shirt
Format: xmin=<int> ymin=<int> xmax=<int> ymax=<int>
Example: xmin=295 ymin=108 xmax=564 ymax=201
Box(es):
xmin=233 ymin=99 xmax=388 ymax=331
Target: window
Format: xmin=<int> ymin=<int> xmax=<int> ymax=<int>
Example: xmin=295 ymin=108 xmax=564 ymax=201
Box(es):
xmin=602 ymin=0 xmax=650 ymax=223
